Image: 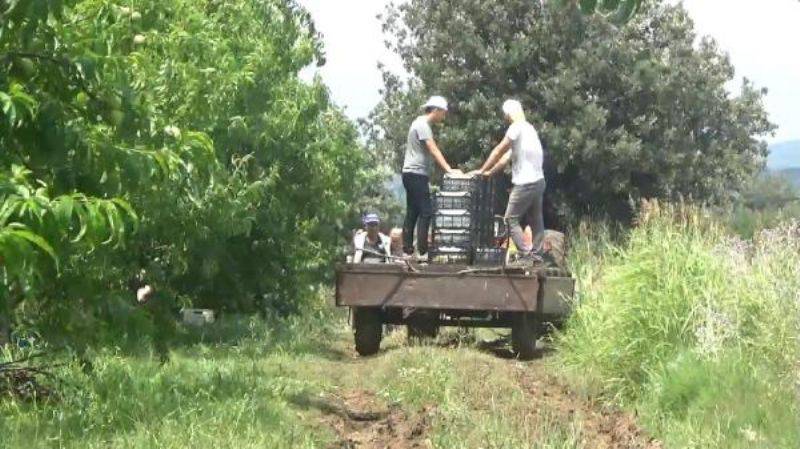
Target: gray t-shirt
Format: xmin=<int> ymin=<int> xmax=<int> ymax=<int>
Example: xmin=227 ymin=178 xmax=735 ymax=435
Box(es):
xmin=402 ymin=116 xmax=434 ymax=176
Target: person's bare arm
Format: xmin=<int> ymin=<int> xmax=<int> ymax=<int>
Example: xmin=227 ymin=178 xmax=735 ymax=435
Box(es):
xmin=353 ymin=234 xmax=364 ymax=263
xmin=425 ymin=139 xmax=455 ymax=173
xmin=486 ymin=152 xmax=511 ymax=176
xmin=479 ymin=137 xmax=512 ymax=174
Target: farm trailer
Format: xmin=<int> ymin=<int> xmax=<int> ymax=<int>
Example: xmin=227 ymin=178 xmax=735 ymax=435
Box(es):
xmin=335 ymin=263 xmax=575 ymax=359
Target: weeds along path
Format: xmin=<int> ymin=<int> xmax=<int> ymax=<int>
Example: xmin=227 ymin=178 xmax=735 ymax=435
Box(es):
xmin=308 ymin=329 xmax=662 ymax=449
xmin=511 ymin=360 xmax=661 ymax=449
xmin=0 ymin=322 xmax=663 ymax=448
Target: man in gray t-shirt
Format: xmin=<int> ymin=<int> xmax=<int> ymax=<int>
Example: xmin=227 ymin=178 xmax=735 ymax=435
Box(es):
xmin=403 ymin=116 xmax=435 ymax=175
xmin=401 ymin=95 xmax=459 ymax=259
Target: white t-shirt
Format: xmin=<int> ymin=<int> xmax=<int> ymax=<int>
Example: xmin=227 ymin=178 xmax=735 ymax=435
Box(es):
xmin=505 ymin=121 xmax=544 ymax=186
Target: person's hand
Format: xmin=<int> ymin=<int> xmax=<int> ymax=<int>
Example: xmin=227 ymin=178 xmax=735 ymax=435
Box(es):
xmin=481 ymin=170 xmax=493 ymax=178
xmin=447 ymin=168 xmax=464 ymax=175
xmin=467 ymin=169 xmax=483 ymax=177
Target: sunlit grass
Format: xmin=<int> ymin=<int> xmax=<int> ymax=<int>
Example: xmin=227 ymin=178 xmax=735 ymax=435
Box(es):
xmin=1 ymin=313 xmax=592 ymax=449
xmin=557 ymin=201 xmax=800 ymax=448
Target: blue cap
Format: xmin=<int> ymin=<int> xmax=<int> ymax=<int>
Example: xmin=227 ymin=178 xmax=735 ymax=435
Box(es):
xmin=362 ymin=213 xmax=380 ymax=225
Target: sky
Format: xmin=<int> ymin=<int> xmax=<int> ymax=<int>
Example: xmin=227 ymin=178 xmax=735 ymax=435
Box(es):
xmin=298 ymin=0 xmax=800 ymax=145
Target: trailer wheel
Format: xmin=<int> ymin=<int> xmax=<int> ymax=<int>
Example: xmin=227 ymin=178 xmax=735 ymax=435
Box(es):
xmin=407 ymin=311 xmax=439 ymax=341
xmin=511 ymin=313 xmax=540 ymax=360
xmin=353 ymin=307 xmax=382 ymax=356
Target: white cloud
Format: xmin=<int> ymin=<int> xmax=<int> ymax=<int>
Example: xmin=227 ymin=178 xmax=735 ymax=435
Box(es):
xmin=680 ymin=0 xmax=800 ymax=143
xmin=299 ymin=0 xmax=800 ymax=143
xmin=297 ymin=0 xmax=403 ymax=121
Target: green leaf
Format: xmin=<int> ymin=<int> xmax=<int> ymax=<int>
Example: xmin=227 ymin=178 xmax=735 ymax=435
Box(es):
xmin=54 ymin=195 xmax=75 ymax=227
xmin=71 ymin=202 xmax=89 ymax=243
xmin=2 ymin=224 xmax=59 ymax=269
xmin=110 ymin=198 xmax=139 ymax=232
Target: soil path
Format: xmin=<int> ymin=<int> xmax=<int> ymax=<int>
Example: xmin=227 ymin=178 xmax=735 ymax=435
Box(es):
xmin=314 ymin=340 xmax=661 ymax=449
xmin=313 ymin=390 xmax=433 ymax=449
xmin=513 ymin=361 xmax=662 ymax=449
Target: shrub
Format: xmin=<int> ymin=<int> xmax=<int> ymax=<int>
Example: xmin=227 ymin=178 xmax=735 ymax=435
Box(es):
xmin=558 ymin=202 xmax=800 ymax=447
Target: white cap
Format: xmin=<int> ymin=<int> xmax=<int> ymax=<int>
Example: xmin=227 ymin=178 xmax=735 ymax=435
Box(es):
xmin=423 ymin=95 xmax=448 ymax=111
xmin=502 ymin=99 xmax=524 ymax=117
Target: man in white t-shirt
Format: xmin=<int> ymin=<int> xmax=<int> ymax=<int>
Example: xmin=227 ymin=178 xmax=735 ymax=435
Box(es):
xmin=474 ymin=99 xmax=546 ymax=265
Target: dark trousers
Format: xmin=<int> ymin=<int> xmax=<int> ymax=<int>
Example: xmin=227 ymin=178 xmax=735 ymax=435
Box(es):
xmin=504 ymin=179 xmax=546 ymax=255
xmin=402 ymin=172 xmax=432 ymax=255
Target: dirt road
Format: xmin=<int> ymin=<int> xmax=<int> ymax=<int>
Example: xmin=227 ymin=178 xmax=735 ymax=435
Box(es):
xmin=301 ymin=330 xmax=662 ymax=449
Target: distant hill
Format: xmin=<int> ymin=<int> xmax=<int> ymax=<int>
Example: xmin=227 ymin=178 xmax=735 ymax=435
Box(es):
xmin=768 ymin=140 xmax=800 ymax=170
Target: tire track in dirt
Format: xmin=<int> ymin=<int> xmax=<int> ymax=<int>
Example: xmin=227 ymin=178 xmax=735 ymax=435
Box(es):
xmin=311 ymin=335 xmax=661 ymax=449
xmin=310 ymin=390 xmax=434 ymax=449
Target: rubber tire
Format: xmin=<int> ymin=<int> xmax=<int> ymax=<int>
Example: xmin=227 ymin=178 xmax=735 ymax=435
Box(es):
xmin=511 ymin=313 xmax=540 ymax=360
xmin=407 ymin=311 xmax=439 ymax=341
xmin=353 ymin=307 xmax=383 ymax=356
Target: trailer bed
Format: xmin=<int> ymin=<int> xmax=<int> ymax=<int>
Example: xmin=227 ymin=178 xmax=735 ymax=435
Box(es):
xmin=336 ymin=263 xmax=574 ymax=316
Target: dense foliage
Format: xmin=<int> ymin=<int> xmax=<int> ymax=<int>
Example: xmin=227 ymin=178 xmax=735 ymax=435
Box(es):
xmin=724 ymin=173 xmax=800 ymax=238
xmin=367 ymin=0 xmax=774 ymax=224
xmin=561 ymin=0 xmax=643 ymax=23
xmin=560 ymin=203 xmax=800 ymax=448
xmin=0 ymin=0 xmax=368 ymax=347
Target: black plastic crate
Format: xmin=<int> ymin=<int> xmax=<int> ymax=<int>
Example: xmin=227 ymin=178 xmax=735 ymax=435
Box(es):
xmin=470 ymin=177 xmax=499 ymax=247
xmin=493 ymin=216 xmax=507 ymax=239
xmin=430 ymin=254 xmax=470 ymax=265
xmin=432 ymin=230 xmax=472 ymax=247
xmin=441 ymin=176 xmax=477 ymax=192
xmin=434 ymin=210 xmax=472 ymax=229
xmin=435 ymin=192 xmax=472 ymax=210
xmin=473 ymin=248 xmax=507 ymax=266
xmin=430 ymin=248 xmax=471 ymax=265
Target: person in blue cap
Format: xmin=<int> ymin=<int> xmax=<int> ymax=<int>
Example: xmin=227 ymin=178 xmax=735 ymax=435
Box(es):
xmin=353 ymin=213 xmax=392 ymax=263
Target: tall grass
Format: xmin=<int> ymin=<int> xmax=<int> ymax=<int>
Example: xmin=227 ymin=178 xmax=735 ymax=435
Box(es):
xmin=0 ymin=306 xmax=346 ymax=449
xmin=557 ymin=201 xmax=800 ymax=448
xmin=1 ymin=308 xmax=606 ymax=449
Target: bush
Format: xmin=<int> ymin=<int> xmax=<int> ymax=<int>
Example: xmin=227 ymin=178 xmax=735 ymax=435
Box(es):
xmin=558 ymin=201 xmax=800 ymax=448
xmin=1 ymin=0 xmax=371 ymax=349
xmin=723 ymin=173 xmax=800 ymax=238
xmin=643 ymin=351 xmax=800 ymax=449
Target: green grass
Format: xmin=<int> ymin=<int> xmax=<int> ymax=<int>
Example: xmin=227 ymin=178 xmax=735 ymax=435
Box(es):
xmin=557 ymin=202 xmax=800 ymax=448
xmin=0 ymin=314 xmax=341 ymax=449
xmin=1 ymin=310 xmax=599 ymax=449
xmin=4 ymin=204 xmax=798 ymax=448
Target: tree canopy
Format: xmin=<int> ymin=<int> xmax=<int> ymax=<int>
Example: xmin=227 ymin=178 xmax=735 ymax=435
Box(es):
xmin=563 ymin=0 xmax=643 ymax=23
xmin=1 ymin=0 xmax=368 ymax=345
xmin=367 ymin=0 xmax=774 ymax=224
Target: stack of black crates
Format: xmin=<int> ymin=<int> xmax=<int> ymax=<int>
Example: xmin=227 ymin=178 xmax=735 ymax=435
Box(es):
xmin=430 ymin=174 xmax=507 ymax=265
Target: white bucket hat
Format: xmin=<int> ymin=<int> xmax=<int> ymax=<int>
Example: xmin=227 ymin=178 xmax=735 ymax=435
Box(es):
xmin=423 ymin=95 xmax=448 ymax=111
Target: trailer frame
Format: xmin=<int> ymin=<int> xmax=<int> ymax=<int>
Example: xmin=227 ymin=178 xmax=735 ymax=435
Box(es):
xmin=335 ymin=263 xmax=575 ymax=358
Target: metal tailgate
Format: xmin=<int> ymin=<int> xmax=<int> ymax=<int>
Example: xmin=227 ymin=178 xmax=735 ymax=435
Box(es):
xmin=336 ymin=264 xmax=540 ymax=312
